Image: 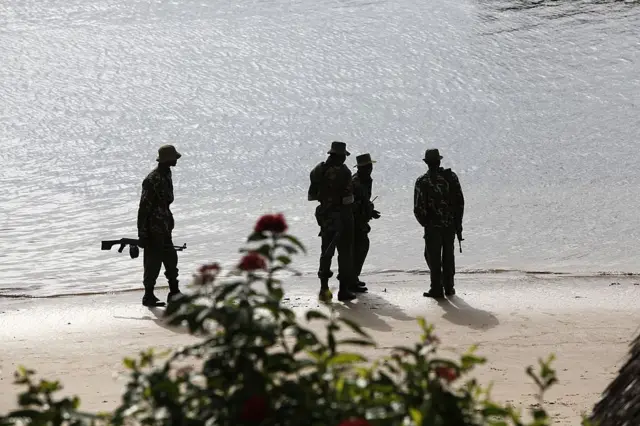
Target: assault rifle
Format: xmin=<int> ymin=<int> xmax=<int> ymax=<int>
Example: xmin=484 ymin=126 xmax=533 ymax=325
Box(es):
xmin=101 ymin=238 xmax=187 ymax=259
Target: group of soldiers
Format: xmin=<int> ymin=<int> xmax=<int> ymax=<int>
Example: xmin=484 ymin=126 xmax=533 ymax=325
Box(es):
xmin=134 ymin=142 xmax=464 ymax=307
xmin=307 ymin=141 xmax=465 ymax=302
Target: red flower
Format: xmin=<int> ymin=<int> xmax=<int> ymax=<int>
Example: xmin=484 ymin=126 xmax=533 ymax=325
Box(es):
xmin=198 ymin=263 xmax=220 ymax=274
xmin=238 ymin=252 xmax=267 ymax=271
xmin=254 ymin=213 xmax=288 ymax=234
xmin=239 ymin=395 xmax=268 ymax=423
xmin=435 ymin=366 xmax=458 ymax=382
xmin=193 ymin=263 xmax=221 ymax=285
xmin=338 ymin=419 xmax=371 ymax=426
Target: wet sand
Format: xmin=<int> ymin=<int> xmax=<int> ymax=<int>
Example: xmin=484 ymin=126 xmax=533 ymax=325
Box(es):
xmin=1 ymin=272 xmax=638 ymax=425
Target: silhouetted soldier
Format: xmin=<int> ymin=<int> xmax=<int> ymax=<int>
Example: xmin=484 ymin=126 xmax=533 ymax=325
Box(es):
xmin=413 ymin=149 xmax=465 ymax=298
xmin=352 ymin=153 xmax=380 ymax=289
xmin=137 ymin=145 xmax=183 ymax=307
xmin=308 ymin=141 xmax=358 ymax=302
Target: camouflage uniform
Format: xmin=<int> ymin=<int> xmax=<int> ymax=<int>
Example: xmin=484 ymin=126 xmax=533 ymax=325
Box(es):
xmin=352 ymin=171 xmax=374 ymax=282
xmin=309 ymin=160 xmax=357 ymax=292
xmin=137 ymin=166 xmax=180 ymax=298
xmin=414 ymin=167 xmax=464 ymax=295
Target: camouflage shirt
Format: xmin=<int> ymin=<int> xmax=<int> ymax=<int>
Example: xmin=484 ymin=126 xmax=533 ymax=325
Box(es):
xmin=309 ymin=161 xmax=354 ymax=232
xmin=310 ymin=161 xmax=354 ymax=209
xmin=352 ymin=172 xmax=374 ymax=233
xmin=413 ymin=168 xmax=464 ymax=230
xmin=137 ymin=166 xmax=174 ymax=239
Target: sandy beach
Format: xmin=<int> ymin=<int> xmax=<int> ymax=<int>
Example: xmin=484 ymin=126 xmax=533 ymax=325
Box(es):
xmin=1 ymin=272 xmax=638 ymax=424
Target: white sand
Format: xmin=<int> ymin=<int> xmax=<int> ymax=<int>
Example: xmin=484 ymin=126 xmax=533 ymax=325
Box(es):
xmin=1 ymin=272 xmax=638 ymax=424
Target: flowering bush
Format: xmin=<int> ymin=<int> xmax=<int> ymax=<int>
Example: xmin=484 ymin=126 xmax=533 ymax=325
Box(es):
xmin=0 ymin=214 xmax=594 ymax=426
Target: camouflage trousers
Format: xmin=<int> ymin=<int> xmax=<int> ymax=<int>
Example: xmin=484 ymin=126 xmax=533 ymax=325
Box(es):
xmin=317 ymin=210 xmax=356 ymax=290
xmin=143 ymin=234 xmax=179 ymax=294
xmin=423 ymin=227 xmax=456 ymax=294
xmin=353 ymin=227 xmax=370 ymax=282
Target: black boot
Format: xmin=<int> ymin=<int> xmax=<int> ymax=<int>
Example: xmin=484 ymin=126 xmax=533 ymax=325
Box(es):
xmin=142 ymin=292 xmax=166 ymax=307
xmin=337 ymin=281 xmax=356 ymax=302
xmin=318 ymin=278 xmax=332 ymax=302
xmin=349 ymin=282 xmax=368 ymax=293
xmin=167 ymin=281 xmax=182 ymax=304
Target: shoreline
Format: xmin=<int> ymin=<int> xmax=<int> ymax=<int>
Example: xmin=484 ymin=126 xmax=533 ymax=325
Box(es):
xmin=2 ymin=268 xmax=640 ymax=299
xmin=1 ymin=272 xmax=638 ymax=424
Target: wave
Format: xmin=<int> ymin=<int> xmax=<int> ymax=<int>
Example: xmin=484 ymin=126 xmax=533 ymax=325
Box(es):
xmin=370 ymin=268 xmax=640 ymax=277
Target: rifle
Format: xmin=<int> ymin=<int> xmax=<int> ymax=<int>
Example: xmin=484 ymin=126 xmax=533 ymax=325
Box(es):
xmin=322 ymin=231 xmax=341 ymax=258
xmin=101 ymin=238 xmax=187 ymax=259
xmin=457 ymin=231 xmax=464 ymax=253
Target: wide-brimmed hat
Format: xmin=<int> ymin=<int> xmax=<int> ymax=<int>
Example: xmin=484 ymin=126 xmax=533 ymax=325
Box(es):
xmin=327 ymin=141 xmax=350 ymax=156
xmin=157 ymin=145 xmax=182 ymax=163
xmin=423 ymin=149 xmax=443 ymax=163
xmin=354 ymin=153 xmax=376 ymax=168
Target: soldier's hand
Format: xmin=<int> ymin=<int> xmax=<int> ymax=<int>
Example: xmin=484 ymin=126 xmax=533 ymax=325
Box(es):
xmin=372 ymin=210 xmax=381 ymax=219
xmin=138 ymin=237 xmax=147 ymax=249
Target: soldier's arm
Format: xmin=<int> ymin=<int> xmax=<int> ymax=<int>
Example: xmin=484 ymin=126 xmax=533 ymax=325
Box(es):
xmin=137 ymin=179 xmax=154 ymax=239
xmin=451 ymin=172 xmax=465 ymax=230
xmin=413 ymin=178 xmax=427 ymax=227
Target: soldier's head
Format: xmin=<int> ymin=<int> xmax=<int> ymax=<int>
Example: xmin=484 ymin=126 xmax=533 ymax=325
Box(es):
xmin=355 ymin=153 xmax=375 ymax=177
xmin=326 ymin=141 xmax=350 ymax=165
xmin=423 ymin=149 xmax=442 ymax=169
xmin=157 ymin=145 xmax=181 ymax=167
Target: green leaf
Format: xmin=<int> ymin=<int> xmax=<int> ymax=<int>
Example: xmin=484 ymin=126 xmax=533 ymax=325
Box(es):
xmin=276 ymin=255 xmax=292 ymax=265
xmin=306 ymin=311 xmax=329 ymax=321
xmin=328 ymin=353 xmax=367 ymax=366
xmin=409 ymin=407 xmax=423 ymax=425
xmin=247 ymin=232 xmax=267 ymax=242
xmin=123 ymin=358 xmax=136 ymax=370
xmin=481 ymin=403 xmax=510 ymax=417
xmin=337 ymin=338 xmax=375 ymax=347
xmin=280 ymin=235 xmax=307 ymax=253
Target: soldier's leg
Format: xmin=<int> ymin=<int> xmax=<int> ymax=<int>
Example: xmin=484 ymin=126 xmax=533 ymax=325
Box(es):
xmin=142 ymin=240 xmax=164 ymax=306
xmin=162 ymin=236 xmax=181 ymax=302
xmin=353 ymin=229 xmax=370 ymax=283
xmin=336 ymin=213 xmax=357 ymax=300
xmin=424 ymin=230 xmax=444 ymax=296
xmin=423 ymin=231 xmax=431 ymax=271
xmin=442 ymin=228 xmax=456 ymax=295
xmin=318 ymin=229 xmax=336 ymax=286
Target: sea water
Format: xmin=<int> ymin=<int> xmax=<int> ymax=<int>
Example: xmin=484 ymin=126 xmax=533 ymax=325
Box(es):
xmin=1 ymin=0 xmax=639 ymax=296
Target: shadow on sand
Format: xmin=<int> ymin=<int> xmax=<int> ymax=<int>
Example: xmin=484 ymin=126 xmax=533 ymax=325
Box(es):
xmin=436 ymin=296 xmax=499 ymax=330
xmin=333 ymin=291 xmax=416 ymax=333
xmin=114 ymin=307 xmax=191 ymax=335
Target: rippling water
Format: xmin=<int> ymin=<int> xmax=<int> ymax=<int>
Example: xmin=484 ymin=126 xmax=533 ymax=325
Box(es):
xmin=1 ymin=0 xmax=639 ymax=296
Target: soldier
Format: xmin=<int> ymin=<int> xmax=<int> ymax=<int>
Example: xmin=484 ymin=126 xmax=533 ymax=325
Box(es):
xmin=413 ymin=149 xmax=464 ymax=298
xmin=308 ymin=141 xmax=358 ymax=302
xmin=352 ymin=153 xmax=381 ymax=289
xmin=137 ymin=145 xmax=183 ymax=307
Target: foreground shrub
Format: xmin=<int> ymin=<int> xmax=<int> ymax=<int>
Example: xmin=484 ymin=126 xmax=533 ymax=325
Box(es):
xmin=1 ymin=214 xmax=586 ymax=425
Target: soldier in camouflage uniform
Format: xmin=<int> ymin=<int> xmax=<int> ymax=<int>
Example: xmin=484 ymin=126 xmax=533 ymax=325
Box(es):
xmin=352 ymin=153 xmax=381 ymax=289
xmin=137 ymin=145 xmax=183 ymax=307
xmin=413 ymin=149 xmax=465 ymax=298
xmin=308 ymin=141 xmax=358 ymax=302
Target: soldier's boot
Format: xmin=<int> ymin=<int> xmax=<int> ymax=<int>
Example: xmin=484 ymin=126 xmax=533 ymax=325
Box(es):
xmin=338 ymin=274 xmax=367 ymax=291
xmin=142 ymin=285 xmax=166 ymax=307
xmin=318 ymin=278 xmax=333 ymax=302
xmin=337 ymin=281 xmax=356 ymax=302
xmin=167 ymin=280 xmax=182 ymax=305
